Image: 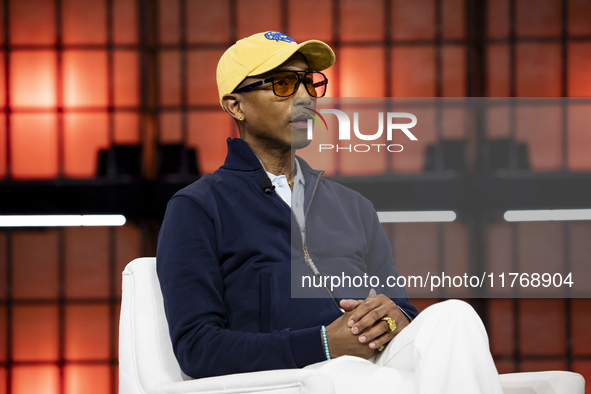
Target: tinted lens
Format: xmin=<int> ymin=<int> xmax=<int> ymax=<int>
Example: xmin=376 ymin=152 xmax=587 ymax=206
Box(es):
xmin=310 ymin=72 xmax=327 ymax=97
xmin=304 ymin=74 xmax=317 ymax=97
xmin=273 ymin=72 xmax=299 ymax=96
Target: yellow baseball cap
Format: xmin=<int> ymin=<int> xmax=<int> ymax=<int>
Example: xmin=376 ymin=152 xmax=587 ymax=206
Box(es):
xmin=216 ymin=31 xmax=335 ymax=102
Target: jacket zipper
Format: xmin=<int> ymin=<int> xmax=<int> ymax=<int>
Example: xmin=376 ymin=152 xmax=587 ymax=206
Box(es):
xmin=274 ymin=171 xmax=345 ymax=314
xmin=296 ymin=179 xmax=410 ymax=320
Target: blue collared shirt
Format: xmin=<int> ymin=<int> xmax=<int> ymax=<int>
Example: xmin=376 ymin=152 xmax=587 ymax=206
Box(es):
xmin=266 ymin=158 xmax=306 ymax=242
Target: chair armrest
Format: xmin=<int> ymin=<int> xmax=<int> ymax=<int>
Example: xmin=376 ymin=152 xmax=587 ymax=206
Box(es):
xmin=499 ymin=371 xmax=585 ymax=394
xmin=150 ymin=368 xmax=334 ymax=394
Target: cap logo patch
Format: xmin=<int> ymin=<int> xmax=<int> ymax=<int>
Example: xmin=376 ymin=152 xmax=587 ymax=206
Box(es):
xmin=264 ymin=31 xmax=295 ymax=43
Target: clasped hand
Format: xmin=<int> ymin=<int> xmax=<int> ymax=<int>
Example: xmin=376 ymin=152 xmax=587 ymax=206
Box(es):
xmin=325 ymin=289 xmax=410 ymax=359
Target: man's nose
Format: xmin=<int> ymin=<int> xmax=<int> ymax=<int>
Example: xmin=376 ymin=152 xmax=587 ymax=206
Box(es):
xmin=294 ymin=79 xmax=313 ymax=104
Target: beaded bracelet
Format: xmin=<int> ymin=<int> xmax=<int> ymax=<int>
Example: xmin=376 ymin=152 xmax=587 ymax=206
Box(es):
xmin=321 ymin=325 xmax=331 ymax=360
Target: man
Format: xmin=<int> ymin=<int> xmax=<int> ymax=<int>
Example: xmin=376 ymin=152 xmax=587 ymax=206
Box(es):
xmin=157 ymin=31 xmax=503 ymax=394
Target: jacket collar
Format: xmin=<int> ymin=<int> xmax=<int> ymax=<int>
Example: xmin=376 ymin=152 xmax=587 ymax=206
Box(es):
xmin=220 ymin=138 xmax=324 ymax=180
xmin=296 ymin=153 xmax=324 ymax=183
xmin=220 ymin=138 xmax=263 ymax=172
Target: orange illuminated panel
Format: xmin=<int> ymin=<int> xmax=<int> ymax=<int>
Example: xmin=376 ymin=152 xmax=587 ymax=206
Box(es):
xmin=65 ymin=227 xmax=109 ymax=298
xmin=520 ymin=359 xmax=568 ymax=373
xmin=12 ymin=230 xmax=59 ymax=299
xmin=114 ymin=112 xmax=140 ymax=144
xmin=516 ymin=43 xmax=561 ymax=97
xmin=442 ymin=0 xmax=465 ymax=39
xmin=341 ymin=48 xmax=385 ymax=97
xmin=114 ymin=0 xmax=138 ymax=44
xmin=62 ymin=0 xmax=106 ymax=44
xmin=486 ymin=222 xmax=513 ymax=297
xmin=572 ymin=361 xmax=591 ymax=394
xmin=495 ymin=360 xmax=516 ymax=375
xmin=10 ymin=51 xmax=57 ymax=108
xmin=568 ymin=101 xmax=591 ymax=171
xmin=391 ymin=47 xmax=435 ymax=97
xmin=569 ymin=0 xmax=591 ymax=36
xmin=390 ymin=106 xmax=436 ymax=173
xmin=442 ymin=222 xmax=468 ymax=296
xmin=340 ymin=0 xmax=384 ymax=41
xmin=65 ymin=365 xmax=110 ymax=394
xmin=237 ymin=0 xmax=281 ymax=39
xmin=440 ymin=105 xmax=468 ymax=139
xmin=519 ymin=299 xmax=566 ymax=356
xmin=516 ymin=0 xmax=560 ymax=37
xmin=187 ymin=111 xmax=232 ymax=174
xmin=488 ymin=299 xmax=514 ymax=356
xmin=158 ymin=0 xmax=180 ymax=44
xmin=159 ymin=111 xmax=182 ymax=143
xmin=0 ymin=5 xmax=3 ymax=45
xmin=442 ymin=46 xmax=466 ymax=97
xmin=485 ymin=104 xmax=511 ymax=139
xmin=0 ymin=368 xmax=5 ymax=394
xmin=187 ymin=0 xmax=231 ymax=43
xmin=63 ymin=51 xmax=108 ymax=108
xmin=515 ymin=104 xmax=562 ymax=172
xmin=113 ymin=365 xmax=119 ymax=394
xmin=13 ymin=305 xmax=59 ymax=361
xmin=12 ymin=366 xmax=59 ymax=394
xmin=517 ymin=222 xmax=564 ymax=283
xmin=0 ymin=306 xmax=6 ymax=362
xmin=115 ymin=225 xmax=142 ymax=298
xmin=487 ymin=0 xmax=510 ymax=38
xmin=9 ymin=0 xmax=55 ymax=45
xmin=0 ymin=53 xmax=5 ymax=108
xmin=0 ymin=114 xmax=5 ymax=179
xmin=486 ymin=45 xmax=510 ymax=97
xmin=568 ymin=43 xmax=591 ymax=97
xmin=288 ymin=0 xmax=332 ymax=43
xmin=440 ymin=106 xmax=470 ymax=142
xmin=65 ymin=305 xmax=110 ymax=360
xmin=10 ymin=113 xmax=59 ymax=180
xmin=571 ymin=223 xmax=591 ymax=301
xmin=114 ymin=51 xmax=139 ymax=107
xmin=64 ymin=113 xmax=109 ymax=178
xmin=187 ymin=50 xmax=225 ymax=106
xmin=391 ymin=0 xmax=435 ymax=40
xmin=113 ymin=304 xmax=121 ymax=349
xmin=0 ymin=234 xmax=5 ymax=299
xmin=572 ymin=299 xmax=591 ymax=355
xmin=321 ymin=66 xmax=336 ymax=98
xmin=159 ymin=51 xmax=181 ymax=106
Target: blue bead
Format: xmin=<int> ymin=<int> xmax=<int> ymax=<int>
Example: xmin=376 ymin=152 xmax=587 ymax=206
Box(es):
xmin=321 ymin=325 xmax=331 ymax=360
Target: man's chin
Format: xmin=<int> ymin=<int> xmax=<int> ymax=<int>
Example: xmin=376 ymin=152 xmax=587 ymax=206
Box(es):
xmin=290 ymin=126 xmax=312 ymax=150
xmin=291 ymin=138 xmax=312 ymax=151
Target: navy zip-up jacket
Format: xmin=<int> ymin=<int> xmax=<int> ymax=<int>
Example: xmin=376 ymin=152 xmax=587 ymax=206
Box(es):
xmin=157 ymin=138 xmax=418 ymax=379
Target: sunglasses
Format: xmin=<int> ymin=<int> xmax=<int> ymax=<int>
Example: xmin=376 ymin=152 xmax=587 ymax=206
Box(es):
xmin=233 ymin=70 xmax=328 ymax=98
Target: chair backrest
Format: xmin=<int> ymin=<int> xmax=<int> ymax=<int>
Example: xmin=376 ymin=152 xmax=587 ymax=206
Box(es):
xmin=119 ymin=257 xmax=189 ymax=394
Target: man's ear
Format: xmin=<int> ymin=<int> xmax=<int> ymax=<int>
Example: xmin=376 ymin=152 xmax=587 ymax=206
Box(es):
xmin=221 ymin=94 xmax=244 ymax=121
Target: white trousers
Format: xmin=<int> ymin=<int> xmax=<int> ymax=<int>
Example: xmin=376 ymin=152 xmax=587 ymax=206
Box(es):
xmin=304 ymin=300 xmax=504 ymax=394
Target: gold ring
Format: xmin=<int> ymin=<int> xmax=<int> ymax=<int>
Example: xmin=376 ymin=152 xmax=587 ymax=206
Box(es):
xmin=377 ymin=344 xmax=386 ymax=352
xmin=381 ymin=317 xmax=396 ymax=332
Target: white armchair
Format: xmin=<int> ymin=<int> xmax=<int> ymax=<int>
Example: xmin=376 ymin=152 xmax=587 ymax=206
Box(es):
xmin=119 ymin=257 xmax=585 ymax=394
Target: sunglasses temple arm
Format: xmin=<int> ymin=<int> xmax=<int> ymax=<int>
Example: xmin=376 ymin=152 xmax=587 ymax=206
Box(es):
xmin=234 ymin=77 xmax=274 ymax=93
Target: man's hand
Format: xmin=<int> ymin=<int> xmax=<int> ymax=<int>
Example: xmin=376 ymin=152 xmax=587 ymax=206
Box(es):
xmin=339 ymin=288 xmax=376 ymax=312
xmin=324 ymin=310 xmax=378 ymax=360
xmin=340 ymin=290 xmax=411 ymax=350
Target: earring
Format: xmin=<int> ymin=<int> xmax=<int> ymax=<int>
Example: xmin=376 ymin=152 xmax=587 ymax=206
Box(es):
xmin=237 ymin=115 xmax=244 ymax=121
